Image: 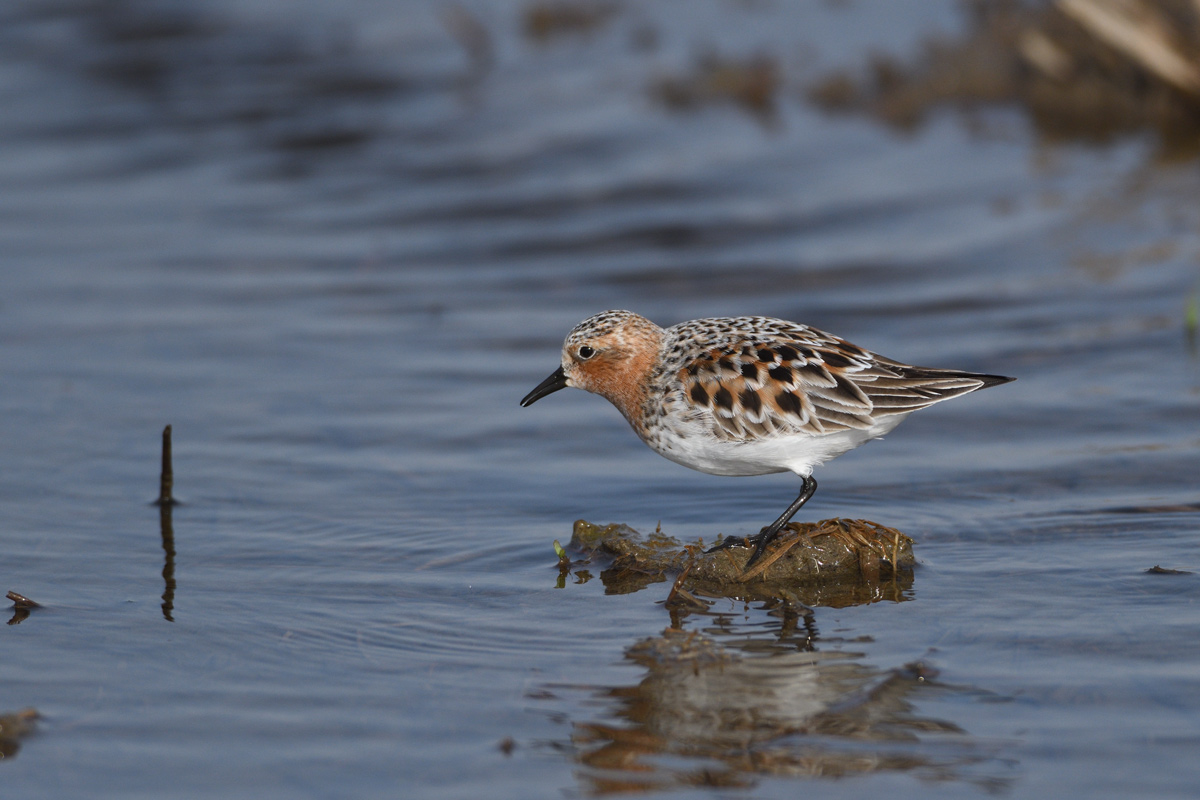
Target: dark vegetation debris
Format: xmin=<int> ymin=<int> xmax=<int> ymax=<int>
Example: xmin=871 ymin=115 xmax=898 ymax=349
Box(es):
xmin=522 ymin=1 xmax=620 ymax=41
xmin=655 ymin=53 xmax=780 ymax=121
xmin=807 ymin=0 xmax=1200 ymax=157
xmin=5 ymin=592 xmax=40 ymax=610
xmin=6 ymin=592 xmax=40 ymax=626
xmin=0 ymin=709 xmax=39 ymax=759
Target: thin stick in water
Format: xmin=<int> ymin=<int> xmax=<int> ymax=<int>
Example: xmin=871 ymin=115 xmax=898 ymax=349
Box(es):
xmin=156 ymin=424 xmax=176 ymax=506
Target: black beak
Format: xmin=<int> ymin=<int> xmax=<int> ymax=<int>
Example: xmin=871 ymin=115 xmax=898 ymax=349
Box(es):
xmin=520 ymin=366 xmax=568 ymax=407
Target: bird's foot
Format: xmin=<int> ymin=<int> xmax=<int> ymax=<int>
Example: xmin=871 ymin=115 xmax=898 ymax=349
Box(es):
xmin=704 ymin=528 xmax=771 ymax=555
xmin=742 ymin=526 xmax=778 ymax=571
xmin=704 ymin=535 xmax=748 ymax=554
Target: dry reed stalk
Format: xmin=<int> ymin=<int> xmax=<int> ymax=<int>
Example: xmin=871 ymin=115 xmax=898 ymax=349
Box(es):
xmin=1058 ymin=0 xmax=1200 ymax=95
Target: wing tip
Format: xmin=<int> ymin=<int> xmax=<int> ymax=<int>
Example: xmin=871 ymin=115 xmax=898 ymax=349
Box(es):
xmin=975 ymin=373 xmax=1016 ymax=390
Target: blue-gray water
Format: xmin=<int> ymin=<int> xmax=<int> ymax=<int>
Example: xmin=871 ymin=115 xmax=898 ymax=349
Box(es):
xmin=2 ymin=0 xmax=1199 ymax=797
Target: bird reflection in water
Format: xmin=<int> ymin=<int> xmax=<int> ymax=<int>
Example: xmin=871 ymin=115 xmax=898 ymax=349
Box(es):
xmin=534 ymin=567 xmax=1012 ymax=793
xmin=554 ymin=626 xmax=1011 ymax=793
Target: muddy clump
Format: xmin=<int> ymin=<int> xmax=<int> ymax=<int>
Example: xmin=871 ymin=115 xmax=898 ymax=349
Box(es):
xmin=566 ymin=518 xmax=915 ymax=608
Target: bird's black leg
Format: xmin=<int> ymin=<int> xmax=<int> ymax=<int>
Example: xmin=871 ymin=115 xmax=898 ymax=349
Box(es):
xmin=743 ymin=475 xmax=818 ymax=569
xmin=706 ymin=476 xmax=819 ymax=570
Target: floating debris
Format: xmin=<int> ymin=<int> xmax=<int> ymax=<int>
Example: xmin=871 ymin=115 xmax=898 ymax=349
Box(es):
xmin=522 ymin=1 xmax=619 ymax=42
xmin=5 ymin=592 xmax=40 ymax=626
xmin=807 ymin=0 xmax=1200 ymax=156
xmin=567 ymin=517 xmax=914 ymax=609
xmin=0 ymin=708 xmax=39 ymax=759
xmin=1146 ymin=565 xmax=1193 ymax=574
xmin=655 ymin=53 xmax=780 ymax=121
xmin=5 ymin=592 xmax=40 ymax=610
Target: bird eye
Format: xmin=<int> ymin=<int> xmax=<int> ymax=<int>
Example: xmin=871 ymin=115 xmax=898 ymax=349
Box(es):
xmin=577 ymin=345 xmax=595 ymax=360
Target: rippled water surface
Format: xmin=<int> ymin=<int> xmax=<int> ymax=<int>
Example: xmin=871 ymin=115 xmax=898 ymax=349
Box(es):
xmin=2 ymin=0 xmax=1199 ymax=797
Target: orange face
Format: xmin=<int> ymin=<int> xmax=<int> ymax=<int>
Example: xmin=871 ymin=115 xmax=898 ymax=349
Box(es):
xmin=558 ymin=329 xmax=659 ymax=434
xmin=521 ymin=311 xmax=665 ymax=437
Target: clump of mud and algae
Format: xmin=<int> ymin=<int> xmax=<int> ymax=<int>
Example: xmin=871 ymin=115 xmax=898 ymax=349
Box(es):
xmin=565 ymin=518 xmax=915 ymax=608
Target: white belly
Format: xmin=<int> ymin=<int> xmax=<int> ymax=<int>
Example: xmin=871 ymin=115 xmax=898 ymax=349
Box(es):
xmin=648 ymin=413 xmax=910 ymax=478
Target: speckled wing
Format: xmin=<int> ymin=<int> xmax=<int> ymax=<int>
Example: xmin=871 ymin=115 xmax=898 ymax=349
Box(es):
xmin=669 ymin=317 xmax=1009 ymax=442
